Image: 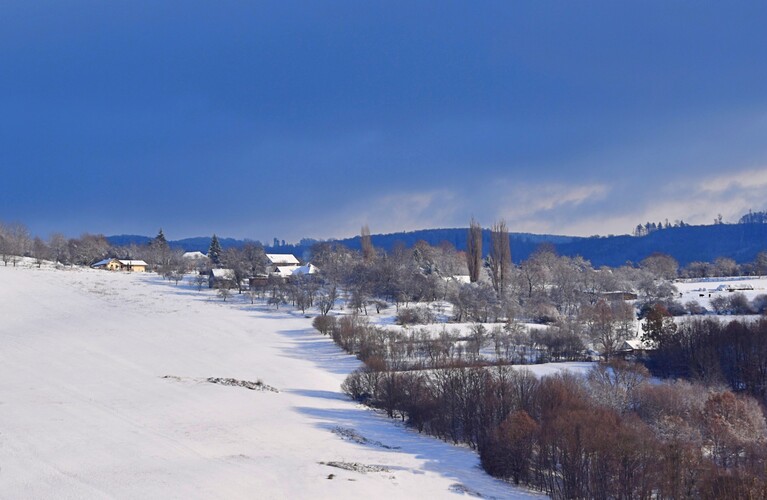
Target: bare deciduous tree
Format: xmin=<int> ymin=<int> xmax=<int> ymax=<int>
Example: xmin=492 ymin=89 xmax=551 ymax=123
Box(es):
xmin=360 ymin=225 xmax=374 ymax=262
xmin=467 ymin=218 xmax=482 ymax=283
xmin=487 ymin=220 xmax=512 ymax=298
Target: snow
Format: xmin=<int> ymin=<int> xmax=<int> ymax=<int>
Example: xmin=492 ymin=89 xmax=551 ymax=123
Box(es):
xmin=0 ymin=262 xmax=546 ymax=499
xmin=266 ymin=254 xmax=300 ymax=265
xmin=183 ymin=251 xmax=207 ymax=260
xmin=675 ymin=276 xmax=767 ymax=311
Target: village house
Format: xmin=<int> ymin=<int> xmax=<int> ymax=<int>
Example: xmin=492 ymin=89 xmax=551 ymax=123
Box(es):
xmin=265 ymin=253 xmax=301 ymax=276
xmin=91 ymin=258 xmax=148 ymax=272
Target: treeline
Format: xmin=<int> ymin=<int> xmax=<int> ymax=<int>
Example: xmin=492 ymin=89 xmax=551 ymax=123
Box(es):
xmin=313 ymin=314 xmax=587 ymax=372
xmin=309 ymin=239 xmax=681 ymax=359
xmin=645 ymin=317 xmax=767 ymax=404
xmin=633 ymin=219 xmax=691 ymax=236
xmin=315 ymin=313 xmax=767 ymax=497
xmin=334 ymin=333 xmax=767 ymax=498
xmin=739 ymin=210 xmax=767 ymax=225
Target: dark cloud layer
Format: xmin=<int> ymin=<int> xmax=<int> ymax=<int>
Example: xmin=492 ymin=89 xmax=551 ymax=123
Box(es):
xmin=2 ymin=1 xmax=767 ymax=241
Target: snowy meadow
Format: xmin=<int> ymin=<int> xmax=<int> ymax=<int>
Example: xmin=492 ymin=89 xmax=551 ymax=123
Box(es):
xmin=0 ymin=261 xmax=557 ymax=499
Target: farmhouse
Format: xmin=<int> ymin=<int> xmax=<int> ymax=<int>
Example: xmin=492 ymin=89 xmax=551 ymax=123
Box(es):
xmin=715 ymin=283 xmax=754 ymax=292
xmin=91 ymin=259 xmax=148 ymax=272
xmin=265 ymin=254 xmax=301 ymax=276
xmin=618 ymin=338 xmax=654 ymax=359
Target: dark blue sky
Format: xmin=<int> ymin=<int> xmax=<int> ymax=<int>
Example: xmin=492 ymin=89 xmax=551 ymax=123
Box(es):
xmin=3 ymin=1 xmax=767 ymax=242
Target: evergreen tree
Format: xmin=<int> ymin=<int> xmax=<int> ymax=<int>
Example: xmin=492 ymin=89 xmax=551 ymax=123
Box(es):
xmin=208 ymin=234 xmax=222 ymax=265
xmin=148 ymin=228 xmax=170 ymax=269
xmin=154 ymin=228 xmax=167 ymax=245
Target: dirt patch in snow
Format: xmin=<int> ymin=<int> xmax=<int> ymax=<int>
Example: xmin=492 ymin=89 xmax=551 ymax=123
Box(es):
xmin=161 ymin=375 xmax=279 ymax=393
xmin=319 ymin=461 xmax=391 ymax=474
xmin=206 ymin=377 xmax=279 ymax=392
xmin=332 ymin=426 xmax=400 ymax=449
xmin=449 ymin=483 xmax=484 ymax=497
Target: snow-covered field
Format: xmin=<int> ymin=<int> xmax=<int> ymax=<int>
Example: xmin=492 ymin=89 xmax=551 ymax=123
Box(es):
xmin=675 ymin=276 xmax=767 ymax=314
xmin=0 ymin=262 xmax=569 ymax=499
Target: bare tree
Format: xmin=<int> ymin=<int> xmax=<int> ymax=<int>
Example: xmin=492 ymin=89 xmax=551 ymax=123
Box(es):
xmin=193 ymin=273 xmax=208 ymax=291
xmin=218 ymin=287 xmax=232 ymax=302
xmin=221 ymin=247 xmax=248 ymax=293
xmin=488 ymin=220 xmax=512 ymax=298
xmin=68 ymin=233 xmax=110 ymax=266
xmin=467 ymin=218 xmax=482 ymax=283
xmin=32 ymin=237 xmax=49 ymax=268
xmin=640 ymin=252 xmax=679 ymax=280
xmin=5 ymin=223 xmax=30 ymax=267
xmin=48 ymin=233 xmax=70 ymax=265
xmin=360 ymin=225 xmax=374 ymax=262
xmin=0 ymin=223 xmax=10 ymax=266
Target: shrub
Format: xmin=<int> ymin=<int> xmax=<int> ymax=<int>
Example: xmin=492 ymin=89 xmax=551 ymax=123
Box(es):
xmin=312 ymin=315 xmax=337 ymax=335
xmin=396 ymin=306 xmax=435 ymax=325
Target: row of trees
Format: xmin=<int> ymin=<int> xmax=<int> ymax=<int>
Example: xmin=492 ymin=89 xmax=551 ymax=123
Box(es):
xmin=633 ymin=219 xmax=691 ymax=236
xmin=644 ymin=316 xmax=767 ymax=404
xmin=340 ymin=351 xmax=767 ymax=499
xmin=0 ymin=222 xmax=121 ymax=268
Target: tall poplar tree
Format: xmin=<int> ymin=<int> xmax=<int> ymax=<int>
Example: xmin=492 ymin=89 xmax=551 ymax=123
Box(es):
xmin=467 ymin=218 xmax=483 ymax=283
xmin=488 ymin=220 xmax=512 ymax=297
xmin=360 ymin=225 xmax=374 ymax=262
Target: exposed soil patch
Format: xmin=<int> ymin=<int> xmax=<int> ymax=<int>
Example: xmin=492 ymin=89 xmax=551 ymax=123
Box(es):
xmin=319 ymin=461 xmax=391 ymax=474
xmin=206 ymin=377 xmax=279 ymax=392
xmin=161 ymin=375 xmax=279 ymax=393
xmin=332 ymin=426 xmax=400 ymax=449
xmin=449 ymin=483 xmax=484 ymax=497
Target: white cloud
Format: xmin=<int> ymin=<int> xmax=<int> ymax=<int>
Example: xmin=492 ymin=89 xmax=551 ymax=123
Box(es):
xmin=697 ymin=167 xmax=767 ymax=193
xmin=298 ymin=189 xmax=464 ymax=240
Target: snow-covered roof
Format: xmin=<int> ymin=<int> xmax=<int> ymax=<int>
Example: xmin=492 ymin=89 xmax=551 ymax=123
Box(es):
xmin=91 ymin=258 xmax=117 ymax=267
xmin=715 ymin=283 xmax=754 ymax=291
xmin=274 ymin=265 xmax=300 ymax=278
xmin=292 ymin=263 xmax=318 ymax=275
xmin=621 ymin=339 xmax=654 ymax=351
xmin=119 ymin=260 xmax=148 ymax=266
xmin=266 ymin=254 xmax=300 ymax=265
xmin=450 ymin=275 xmax=471 ymax=284
xmin=182 ymin=251 xmax=207 ymax=260
xmin=210 ymin=269 xmax=234 ymax=278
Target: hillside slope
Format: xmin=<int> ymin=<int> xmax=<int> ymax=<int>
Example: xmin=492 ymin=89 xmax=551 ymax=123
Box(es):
xmin=0 ymin=263 xmax=541 ymax=499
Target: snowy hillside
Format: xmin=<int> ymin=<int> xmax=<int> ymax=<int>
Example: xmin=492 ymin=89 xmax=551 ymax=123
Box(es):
xmin=0 ymin=262 xmax=559 ymax=499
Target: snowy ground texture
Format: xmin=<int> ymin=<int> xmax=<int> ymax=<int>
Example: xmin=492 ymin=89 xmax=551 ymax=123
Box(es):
xmin=0 ymin=262 xmax=586 ymax=499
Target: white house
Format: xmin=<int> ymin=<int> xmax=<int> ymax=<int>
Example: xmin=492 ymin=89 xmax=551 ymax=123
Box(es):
xmin=266 ymin=254 xmax=300 ymax=266
xmin=265 ymin=254 xmax=300 ymax=276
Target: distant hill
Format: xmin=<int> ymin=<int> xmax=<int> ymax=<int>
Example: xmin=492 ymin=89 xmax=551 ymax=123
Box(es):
xmin=107 ymin=223 xmax=767 ymax=267
xmin=553 ymin=223 xmax=767 ymax=267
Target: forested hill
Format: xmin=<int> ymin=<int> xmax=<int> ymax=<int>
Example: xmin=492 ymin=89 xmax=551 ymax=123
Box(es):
xmin=554 ymin=223 xmax=767 ymax=267
xmin=107 ymin=223 xmax=767 ymax=267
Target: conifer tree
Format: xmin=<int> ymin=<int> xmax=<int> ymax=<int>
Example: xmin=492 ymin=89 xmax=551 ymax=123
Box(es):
xmin=154 ymin=228 xmax=167 ymax=245
xmin=148 ymin=228 xmax=170 ymax=269
xmin=208 ymin=234 xmax=222 ymax=265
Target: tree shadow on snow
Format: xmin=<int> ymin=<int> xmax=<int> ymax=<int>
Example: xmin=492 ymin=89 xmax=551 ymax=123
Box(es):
xmin=284 ymin=388 xmax=349 ymax=401
xmin=293 ymin=405 xmax=543 ymax=499
xmin=275 ymin=328 xmax=361 ymax=376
